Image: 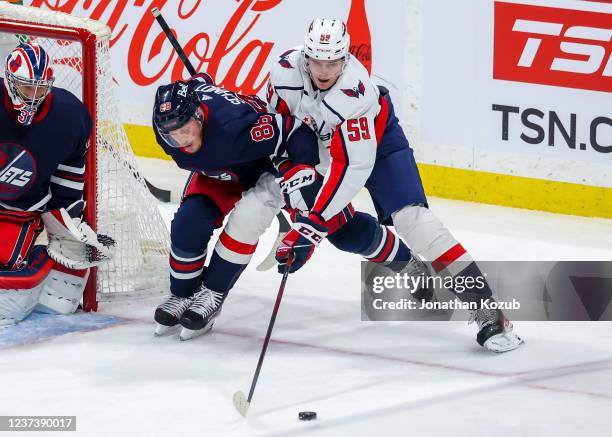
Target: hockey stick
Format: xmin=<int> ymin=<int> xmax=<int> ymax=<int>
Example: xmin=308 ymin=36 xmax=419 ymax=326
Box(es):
xmin=256 ymin=210 xmax=291 ymax=271
xmin=151 ymin=6 xmax=289 ymax=259
xmin=233 ymin=257 xmax=293 ymax=417
xmin=151 ymin=7 xmax=197 ymax=76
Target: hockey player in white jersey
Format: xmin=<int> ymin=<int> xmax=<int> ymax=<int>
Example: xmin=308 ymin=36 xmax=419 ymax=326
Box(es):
xmin=265 ymin=18 xmax=523 ymax=352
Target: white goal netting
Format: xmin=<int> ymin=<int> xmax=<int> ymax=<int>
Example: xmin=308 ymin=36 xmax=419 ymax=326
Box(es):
xmin=0 ymin=3 xmax=170 ymax=307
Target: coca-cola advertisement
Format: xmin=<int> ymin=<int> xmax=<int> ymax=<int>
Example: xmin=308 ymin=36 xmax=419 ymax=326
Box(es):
xmin=20 ymin=0 xmax=407 ymax=126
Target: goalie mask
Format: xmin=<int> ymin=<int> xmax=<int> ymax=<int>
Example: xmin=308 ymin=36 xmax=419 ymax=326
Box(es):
xmin=4 ymin=42 xmax=55 ymax=126
xmin=302 ymin=18 xmax=350 ymax=76
xmin=153 ymin=81 xmax=206 ymax=149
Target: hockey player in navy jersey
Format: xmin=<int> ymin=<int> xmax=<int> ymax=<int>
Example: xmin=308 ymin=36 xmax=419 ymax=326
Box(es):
xmin=152 ymin=73 xmax=426 ymax=340
xmin=0 ymin=42 xmax=115 ymax=326
xmin=228 ymin=19 xmax=523 ymax=352
xmin=152 ymin=73 xmax=317 ymax=340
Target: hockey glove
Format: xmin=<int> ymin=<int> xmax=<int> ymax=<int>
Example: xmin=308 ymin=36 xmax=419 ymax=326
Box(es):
xmin=275 ymin=163 xmax=321 ymax=219
xmin=275 ymin=214 xmax=327 ymax=273
xmin=41 ymin=208 xmax=116 ymax=270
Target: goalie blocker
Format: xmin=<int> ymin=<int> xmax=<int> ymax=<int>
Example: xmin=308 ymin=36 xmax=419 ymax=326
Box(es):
xmin=0 ymin=208 xmax=116 ymax=325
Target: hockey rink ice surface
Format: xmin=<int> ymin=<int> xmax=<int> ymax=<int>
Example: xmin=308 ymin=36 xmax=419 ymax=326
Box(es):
xmin=1 ymin=158 xmax=611 ymax=437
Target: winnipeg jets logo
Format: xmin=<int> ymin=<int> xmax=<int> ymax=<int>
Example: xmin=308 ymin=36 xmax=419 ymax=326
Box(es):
xmin=341 ymin=80 xmax=366 ymax=98
xmin=0 ymin=143 xmax=36 ymax=200
xmin=278 ymin=49 xmax=296 ymax=69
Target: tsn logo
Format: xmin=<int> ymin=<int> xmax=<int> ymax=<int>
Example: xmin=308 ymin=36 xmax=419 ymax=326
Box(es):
xmin=514 ymin=20 xmax=612 ymax=75
xmin=494 ymin=2 xmax=612 ymax=93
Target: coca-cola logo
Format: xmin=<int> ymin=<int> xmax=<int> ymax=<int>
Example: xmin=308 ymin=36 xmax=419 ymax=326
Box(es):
xmin=29 ymin=0 xmax=282 ymax=95
xmin=350 ymin=43 xmax=371 ymax=64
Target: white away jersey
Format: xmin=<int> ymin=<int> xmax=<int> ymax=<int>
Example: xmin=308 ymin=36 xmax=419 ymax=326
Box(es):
xmin=266 ymin=46 xmax=381 ymax=222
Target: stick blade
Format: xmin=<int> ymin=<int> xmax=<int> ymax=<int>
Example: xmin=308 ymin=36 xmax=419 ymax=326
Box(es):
xmin=233 ymin=391 xmax=250 ymax=417
xmin=256 ymin=232 xmax=287 ymax=272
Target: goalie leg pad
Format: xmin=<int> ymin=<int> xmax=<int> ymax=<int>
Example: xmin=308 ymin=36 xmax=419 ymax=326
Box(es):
xmin=35 ymin=264 xmax=89 ymax=315
xmin=0 ymin=246 xmax=54 ymax=325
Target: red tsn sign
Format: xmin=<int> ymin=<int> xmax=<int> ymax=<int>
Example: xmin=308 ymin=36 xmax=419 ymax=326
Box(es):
xmin=494 ymin=2 xmax=612 ymax=93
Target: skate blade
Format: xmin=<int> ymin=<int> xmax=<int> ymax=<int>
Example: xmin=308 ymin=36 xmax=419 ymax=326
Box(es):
xmin=179 ymin=322 xmax=214 ymax=341
xmin=154 ymin=323 xmax=180 ymax=337
xmin=484 ymin=332 xmax=525 ymax=353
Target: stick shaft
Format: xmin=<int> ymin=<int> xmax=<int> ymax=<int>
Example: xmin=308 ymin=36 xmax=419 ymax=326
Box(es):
xmin=246 ymin=263 xmax=291 ymax=402
xmin=151 ymin=7 xmax=197 ymax=76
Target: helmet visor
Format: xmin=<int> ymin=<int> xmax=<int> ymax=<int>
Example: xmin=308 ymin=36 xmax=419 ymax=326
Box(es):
xmin=156 ymin=115 xmax=203 ymax=149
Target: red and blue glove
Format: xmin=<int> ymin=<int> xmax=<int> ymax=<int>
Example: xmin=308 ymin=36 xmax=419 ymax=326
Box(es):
xmin=275 ymin=163 xmax=321 ymax=220
xmin=275 ymin=214 xmax=328 ymax=273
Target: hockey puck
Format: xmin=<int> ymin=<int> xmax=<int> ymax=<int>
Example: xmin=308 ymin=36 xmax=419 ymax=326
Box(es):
xmin=299 ymin=411 xmax=317 ymax=421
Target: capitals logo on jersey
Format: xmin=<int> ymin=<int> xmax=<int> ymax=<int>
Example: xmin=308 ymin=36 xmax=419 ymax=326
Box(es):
xmin=341 ymin=80 xmax=366 ymax=98
xmin=0 ymin=143 xmax=37 ymax=200
xmin=278 ymin=49 xmax=297 ymax=69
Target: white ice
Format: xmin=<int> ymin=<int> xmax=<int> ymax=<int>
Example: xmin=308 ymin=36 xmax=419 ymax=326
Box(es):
xmin=1 ymin=158 xmax=611 ymax=437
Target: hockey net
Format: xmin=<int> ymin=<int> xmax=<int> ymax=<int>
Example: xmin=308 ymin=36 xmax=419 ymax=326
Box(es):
xmin=0 ymin=3 xmax=170 ymax=310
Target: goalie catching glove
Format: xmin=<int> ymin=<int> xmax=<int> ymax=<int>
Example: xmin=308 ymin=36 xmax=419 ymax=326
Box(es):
xmin=41 ymin=208 xmax=116 ymax=269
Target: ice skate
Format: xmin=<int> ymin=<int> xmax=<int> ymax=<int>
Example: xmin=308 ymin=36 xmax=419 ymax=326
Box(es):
xmin=401 ymin=254 xmax=435 ymax=303
xmin=154 ymin=294 xmax=194 ymax=336
xmin=469 ymin=307 xmax=524 ymax=353
xmin=178 ymin=286 xmax=225 ymax=341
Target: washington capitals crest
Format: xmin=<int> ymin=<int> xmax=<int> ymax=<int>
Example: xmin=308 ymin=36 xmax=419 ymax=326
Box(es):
xmin=278 ymin=49 xmax=296 ymax=69
xmin=341 ymin=80 xmax=366 ymax=98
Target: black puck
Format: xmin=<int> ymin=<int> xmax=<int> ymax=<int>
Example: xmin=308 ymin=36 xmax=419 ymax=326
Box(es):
xmin=298 ymin=411 xmax=317 ymax=421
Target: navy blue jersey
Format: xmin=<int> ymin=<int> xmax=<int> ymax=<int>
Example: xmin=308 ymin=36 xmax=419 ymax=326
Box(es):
xmin=154 ymin=73 xmax=318 ymax=188
xmin=0 ymin=79 xmax=91 ymax=217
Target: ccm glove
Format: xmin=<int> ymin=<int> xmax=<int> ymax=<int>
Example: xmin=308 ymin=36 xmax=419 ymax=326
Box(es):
xmin=275 ymin=214 xmax=327 ymax=273
xmin=275 ymin=164 xmax=321 ymax=219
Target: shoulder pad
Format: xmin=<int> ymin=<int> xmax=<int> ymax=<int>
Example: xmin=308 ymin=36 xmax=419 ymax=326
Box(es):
xmin=270 ymin=46 xmax=305 ymax=89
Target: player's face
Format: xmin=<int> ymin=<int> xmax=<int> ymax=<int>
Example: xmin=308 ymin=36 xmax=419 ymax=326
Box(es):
xmin=14 ymin=80 xmax=50 ymax=103
xmin=308 ymin=58 xmax=344 ymax=90
xmin=167 ymin=116 xmax=203 ymax=154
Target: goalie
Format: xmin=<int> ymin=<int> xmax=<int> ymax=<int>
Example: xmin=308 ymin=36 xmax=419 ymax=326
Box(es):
xmin=0 ymin=42 xmax=115 ymax=326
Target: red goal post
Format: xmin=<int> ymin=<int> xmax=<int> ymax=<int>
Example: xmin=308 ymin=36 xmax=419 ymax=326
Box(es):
xmin=0 ymin=3 xmax=170 ymax=310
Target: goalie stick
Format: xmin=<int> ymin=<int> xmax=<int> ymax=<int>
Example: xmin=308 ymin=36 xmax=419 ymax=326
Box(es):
xmin=151 ymin=7 xmax=288 ymax=268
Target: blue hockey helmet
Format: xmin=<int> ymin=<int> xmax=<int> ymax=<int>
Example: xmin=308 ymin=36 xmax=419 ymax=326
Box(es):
xmin=153 ymin=80 xmax=204 ymax=147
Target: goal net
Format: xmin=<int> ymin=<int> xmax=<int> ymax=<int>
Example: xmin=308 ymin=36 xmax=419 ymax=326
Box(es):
xmin=0 ymin=2 xmax=170 ymax=310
